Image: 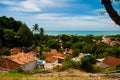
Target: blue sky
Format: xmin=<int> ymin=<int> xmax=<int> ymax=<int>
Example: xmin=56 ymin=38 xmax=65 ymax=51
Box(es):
xmin=0 ymin=0 xmax=120 ymax=31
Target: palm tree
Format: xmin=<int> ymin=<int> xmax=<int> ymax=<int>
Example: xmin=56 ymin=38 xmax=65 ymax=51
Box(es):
xmin=101 ymin=0 xmax=120 ymax=26
xmin=32 ymin=24 xmax=39 ymax=34
xmin=39 ymin=27 xmax=44 ymax=35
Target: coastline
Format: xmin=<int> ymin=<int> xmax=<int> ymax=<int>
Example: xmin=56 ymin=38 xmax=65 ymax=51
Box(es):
xmin=45 ymin=31 xmax=120 ymax=36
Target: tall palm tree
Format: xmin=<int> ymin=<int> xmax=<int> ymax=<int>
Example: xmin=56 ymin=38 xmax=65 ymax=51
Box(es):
xmin=39 ymin=27 xmax=44 ymax=35
xmin=32 ymin=24 xmax=39 ymax=34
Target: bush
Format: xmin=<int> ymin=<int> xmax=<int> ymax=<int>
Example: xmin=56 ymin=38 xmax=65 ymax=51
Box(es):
xmin=10 ymin=68 xmax=24 ymax=73
xmin=40 ymin=54 xmax=46 ymax=60
xmin=60 ymin=55 xmax=81 ymax=71
xmin=116 ymin=64 xmax=120 ymax=70
xmin=92 ymin=65 xmax=103 ymax=73
xmin=0 ymin=49 xmax=11 ymax=56
xmin=80 ymin=56 xmax=96 ymax=72
xmin=80 ymin=58 xmax=94 ymax=72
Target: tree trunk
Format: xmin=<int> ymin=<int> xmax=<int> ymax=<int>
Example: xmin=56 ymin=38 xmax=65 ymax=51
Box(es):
xmin=101 ymin=0 xmax=120 ymax=26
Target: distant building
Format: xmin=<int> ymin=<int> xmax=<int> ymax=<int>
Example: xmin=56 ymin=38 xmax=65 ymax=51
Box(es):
xmin=96 ymin=56 xmax=120 ymax=68
xmin=42 ymin=49 xmax=64 ymax=69
xmin=102 ymin=56 xmax=120 ymax=67
xmin=102 ymin=36 xmax=120 ymax=46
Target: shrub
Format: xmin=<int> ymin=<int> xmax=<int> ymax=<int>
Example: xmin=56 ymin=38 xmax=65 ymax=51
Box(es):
xmin=60 ymin=55 xmax=81 ymax=71
xmin=40 ymin=54 xmax=46 ymax=60
xmin=92 ymin=65 xmax=103 ymax=73
xmin=0 ymin=49 xmax=11 ymax=56
xmin=80 ymin=56 xmax=96 ymax=72
xmin=116 ymin=64 xmax=120 ymax=70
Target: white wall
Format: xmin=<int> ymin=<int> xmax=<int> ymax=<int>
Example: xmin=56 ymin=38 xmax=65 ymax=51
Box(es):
xmin=22 ymin=60 xmax=37 ymax=72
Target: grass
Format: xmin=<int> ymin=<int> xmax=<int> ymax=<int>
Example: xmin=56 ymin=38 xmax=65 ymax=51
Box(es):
xmin=0 ymin=72 xmax=29 ymax=80
xmin=0 ymin=71 xmax=118 ymax=80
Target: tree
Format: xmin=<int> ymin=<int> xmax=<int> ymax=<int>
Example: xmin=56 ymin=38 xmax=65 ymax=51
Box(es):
xmin=3 ymin=29 xmax=16 ymax=47
xmin=0 ymin=16 xmax=22 ymax=46
xmin=39 ymin=27 xmax=44 ymax=35
xmin=17 ymin=23 xmax=33 ymax=47
xmin=80 ymin=56 xmax=96 ymax=72
xmin=32 ymin=24 xmax=39 ymax=34
xmin=101 ymin=0 xmax=120 ymax=26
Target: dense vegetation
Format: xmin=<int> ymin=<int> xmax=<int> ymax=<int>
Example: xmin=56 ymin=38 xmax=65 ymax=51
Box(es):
xmin=0 ymin=16 xmax=33 ymax=47
xmin=0 ymin=16 xmax=120 ymax=58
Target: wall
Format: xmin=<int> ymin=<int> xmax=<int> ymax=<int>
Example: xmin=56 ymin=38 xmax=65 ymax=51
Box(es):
xmin=21 ymin=60 xmax=37 ymax=72
xmin=0 ymin=58 xmax=20 ymax=70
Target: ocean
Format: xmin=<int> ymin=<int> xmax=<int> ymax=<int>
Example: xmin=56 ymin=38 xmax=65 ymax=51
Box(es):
xmin=45 ymin=31 xmax=120 ymax=36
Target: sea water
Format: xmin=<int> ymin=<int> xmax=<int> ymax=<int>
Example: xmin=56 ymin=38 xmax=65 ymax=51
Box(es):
xmin=45 ymin=31 xmax=120 ymax=36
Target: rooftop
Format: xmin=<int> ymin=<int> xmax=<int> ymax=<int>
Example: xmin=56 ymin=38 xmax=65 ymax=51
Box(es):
xmin=6 ymin=53 xmax=38 ymax=65
xmin=102 ymin=56 xmax=120 ymax=67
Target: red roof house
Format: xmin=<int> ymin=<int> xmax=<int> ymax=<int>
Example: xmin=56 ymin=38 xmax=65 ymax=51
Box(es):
xmin=102 ymin=56 xmax=120 ymax=67
xmin=0 ymin=53 xmax=38 ymax=72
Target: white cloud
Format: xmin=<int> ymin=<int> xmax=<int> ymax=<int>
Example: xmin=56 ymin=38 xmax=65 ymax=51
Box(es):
xmin=1 ymin=0 xmax=119 ymax=31
xmin=0 ymin=0 xmax=16 ymax=5
xmin=31 ymin=13 xmax=120 ymax=31
xmin=0 ymin=0 xmax=72 ymax=12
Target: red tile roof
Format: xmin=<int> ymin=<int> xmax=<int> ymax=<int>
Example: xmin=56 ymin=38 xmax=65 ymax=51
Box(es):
xmin=45 ymin=57 xmax=57 ymax=63
xmin=6 ymin=53 xmax=38 ymax=65
xmin=10 ymin=47 xmax=21 ymax=54
xmin=102 ymin=56 xmax=120 ymax=67
xmin=43 ymin=49 xmax=64 ymax=63
xmin=67 ymin=49 xmax=73 ymax=54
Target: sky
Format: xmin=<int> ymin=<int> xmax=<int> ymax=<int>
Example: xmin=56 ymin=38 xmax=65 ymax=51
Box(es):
xmin=0 ymin=0 xmax=120 ymax=31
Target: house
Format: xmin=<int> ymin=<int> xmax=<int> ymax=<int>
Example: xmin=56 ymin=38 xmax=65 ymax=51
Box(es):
xmin=96 ymin=56 xmax=120 ymax=68
xmin=27 ymin=49 xmax=39 ymax=57
xmin=45 ymin=52 xmax=64 ymax=63
xmin=96 ymin=58 xmax=108 ymax=68
xmin=42 ymin=49 xmax=64 ymax=69
xmin=72 ymin=53 xmax=91 ymax=61
xmin=102 ymin=56 xmax=120 ymax=67
xmin=42 ymin=49 xmax=57 ymax=57
xmin=0 ymin=53 xmax=38 ymax=72
xmin=64 ymin=48 xmax=73 ymax=54
xmin=102 ymin=36 xmax=120 ymax=46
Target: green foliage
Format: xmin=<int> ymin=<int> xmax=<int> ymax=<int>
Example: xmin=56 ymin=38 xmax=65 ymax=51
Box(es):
xmin=48 ymin=39 xmax=60 ymax=49
xmin=0 ymin=16 xmax=22 ymax=47
xmin=39 ymin=27 xmax=44 ymax=35
xmin=60 ymin=55 xmax=81 ymax=71
xmin=11 ymin=68 xmax=24 ymax=73
xmin=0 ymin=48 xmax=11 ymax=56
xmin=60 ymin=34 xmax=71 ymax=42
xmin=92 ymin=65 xmax=103 ymax=73
xmin=3 ymin=29 xmax=16 ymax=47
xmin=43 ymin=47 xmax=50 ymax=52
xmin=32 ymin=24 xmax=39 ymax=34
xmin=17 ymin=23 xmax=33 ymax=47
xmin=32 ymin=24 xmax=44 ymax=35
xmin=80 ymin=56 xmax=96 ymax=72
xmin=116 ymin=64 xmax=120 ymax=70
xmin=72 ymin=49 xmax=80 ymax=57
xmin=40 ymin=54 xmax=47 ymax=60
xmin=0 ymin=72 xmax=28 ymax=79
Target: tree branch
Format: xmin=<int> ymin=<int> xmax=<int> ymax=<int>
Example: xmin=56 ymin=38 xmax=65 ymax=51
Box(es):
xmin=101 ymin=0 xmax=120 ymax=26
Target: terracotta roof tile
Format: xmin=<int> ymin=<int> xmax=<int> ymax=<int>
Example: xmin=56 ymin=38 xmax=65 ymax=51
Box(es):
xmin=67 ymin=49 xmax=73 ymax=54
xmin=45 ymin=57 xmax=57 ymax=63
xmin=43 ymin=49 xmax=64 ymax=63
xmin=102 ymin=56 xmax=120 ymax=67
xmin=53 ymin=53 xmax=64 ymax=58
xmin=6 ymin=53 xmax=38 ymax=65
xmin=10 ymin=47 xmax=21 ymax=54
